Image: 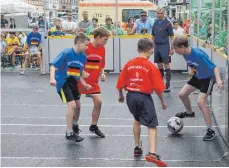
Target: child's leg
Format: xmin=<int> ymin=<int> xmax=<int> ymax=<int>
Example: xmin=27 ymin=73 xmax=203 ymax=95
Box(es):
xmin=66 ymin=101 xmax=77 ymax=131
xmin=89 ymin=94 xmax=105 ymax=137
xmin=11 ymin=52 xmax=16 ymax=66
xmin=133 ymin=120 xmax=141 ymax=147
xmin=91 ymin=94 xmax=102 ymax=125
xmin=179 ymin=84 xmax=197 ymax=113
xmin=148 ymin=127 xmax=157 ymax=154
xmin=73 ymin=100 xmax=81 ymax=125
xmin=197 ymin=93 xmax=212 ymax=128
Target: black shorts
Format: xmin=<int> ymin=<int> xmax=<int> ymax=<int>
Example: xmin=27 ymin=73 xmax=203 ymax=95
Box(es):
xmin=126 ymin=92 xmax=158 ymax=128
xmin=58 ymin=77 xmax=81 ymax=103
xmin=187 ymin=76 xmax=215 ymax=95
xmin=154 ymin=43 xmax=171 ymax=64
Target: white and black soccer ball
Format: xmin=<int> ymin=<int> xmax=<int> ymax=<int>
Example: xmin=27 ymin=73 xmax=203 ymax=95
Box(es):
xmin=167 ymin=117 xmax=184 ymax=133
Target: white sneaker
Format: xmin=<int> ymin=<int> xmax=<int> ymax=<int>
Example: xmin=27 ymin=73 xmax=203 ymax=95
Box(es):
xmin=20 ymin=70 xmax=27 ymax=75
xmin=40 ymin=71 xmax=46 ymax=75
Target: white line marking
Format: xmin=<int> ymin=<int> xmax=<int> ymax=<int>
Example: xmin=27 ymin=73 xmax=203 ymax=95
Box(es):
xmin=1 ymin=124 xmax=226 ymax=128
xmin=1 ymin=116 xmax=214 ymax=120
xmin=1 ymin=103 xmax=208 ymax=108
xmin=1 ymin=133 xmax=208 ymax=138
xmin=0 ymin=156 xmax=218 ymax=162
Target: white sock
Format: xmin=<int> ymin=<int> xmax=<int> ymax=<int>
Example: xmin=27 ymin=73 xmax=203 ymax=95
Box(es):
xmin=66 ymin=129 xmax=73 ymax=135
xmin=72 ymin=120 xmax=78 ymax=126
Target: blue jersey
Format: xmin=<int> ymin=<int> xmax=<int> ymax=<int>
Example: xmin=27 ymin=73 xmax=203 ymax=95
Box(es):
xmin=50 ymin=48 xmax=87 ymax=92
xmin=134 ymin=18 xmax=154 ymax=34
xmin=183 ymin=48 xmax=216 ymax=79
xmin=26 ymin=32 xmax=42 ymax=47
xmin=52 ymin=31 xmax=66 ymax=36
xmin=152 ymin=18 xmax=174 ymax=44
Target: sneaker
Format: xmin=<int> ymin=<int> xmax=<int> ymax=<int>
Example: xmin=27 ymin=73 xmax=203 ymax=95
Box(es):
xmin=164 ymin=83 xmax=170 ymax=93
xmin=134 ymin=146 xmax=143 ymax=157
xmin=40 ymin=71 xmax=46 ymax=75
xmin=66 ymin=132 xmax=84 ymax=142
xmin=20 ymin=69 xmax=27 ymax=75
xmin=145 ymin=153 xmax=167 ymax=167
xmin=203 ymin=128 xmax=216 ymax=141
xmin=175 ymin=111 xmax=195 ymax=118
xmin=72 ymin=124 xmax=81 ymax=135
xmin=89 ymin=125 xmax=105 ymax=138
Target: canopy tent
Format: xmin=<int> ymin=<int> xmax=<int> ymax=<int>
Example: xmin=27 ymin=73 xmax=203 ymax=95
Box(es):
xmin=0 ymin=0 xmax=37 ymax=14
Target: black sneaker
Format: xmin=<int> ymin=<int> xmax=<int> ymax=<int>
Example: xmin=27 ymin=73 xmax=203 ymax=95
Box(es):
xmin=89 ymin=125 xmax=105 ymax=138
xmin=134 ymin=146 xmax=143 ymax=157
xmin=66 ymin=132 xmax=84 ymax=142
xmin=175 ymin=111 xmax=195 ymax=118
xmin=164 ymin=83 xmax=170 ymax=92
xmin=72 ymin=124 xmax=80 ymax=135
xmin=203 ymin=128 xmax=216 ymax=141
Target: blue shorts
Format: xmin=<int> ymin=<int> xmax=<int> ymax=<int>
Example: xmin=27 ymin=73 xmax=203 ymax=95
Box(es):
xmin=154 ymin=43 xmax=171 ymax=64
xmin=126 ymin=92 xmax=158 ymax=128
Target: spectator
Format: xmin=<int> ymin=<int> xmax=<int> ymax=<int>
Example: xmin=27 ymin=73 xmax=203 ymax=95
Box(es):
xmin=20 ymin=24 xmax=44 ymax=75
xmin=128 ymin=11 xmax=154 ymax=35
xmin=114 ymin=22 xmax=124 ymax=35
xmin=9 ymin=18 xmax=16 ymax=29
xmin=78 ymin=11 xmax=92 ymax=33
xmin=17 ymin=32 xmax=27 ymax=46
xmin=52 ymin=24 xmax=65 ymax=36
xmin=1 ymin=15 xmax=8 ymax=28
xmin=173 ymin=20 xmax=185 ymax=36
xmin=62 ymin=12 xmax=77 ymax=35
xmin=5 ymin=32 xmax=20 ymax=68
xmin=0 ymin=33 xmax=7 ymax=54
xmin=104 ymin=17 xmax=115 ymax=35
xmin=86 ymin=17 xmax=99 ymax=35
xmin=38 ymin=16 xmax=48 ymax=31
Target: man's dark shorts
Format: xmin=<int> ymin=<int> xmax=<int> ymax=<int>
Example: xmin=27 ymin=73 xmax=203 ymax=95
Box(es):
xmin=126 ymin=92 xmax=158 ymax=128
xmin=154 ymin=43 xmax=171 ymax=64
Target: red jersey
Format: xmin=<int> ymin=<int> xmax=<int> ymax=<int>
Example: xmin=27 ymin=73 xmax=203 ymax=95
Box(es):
xmin=116 ymin=57 xmax=165 ymax=94
xmin=78 ymin=42 xmax=105 ymax=94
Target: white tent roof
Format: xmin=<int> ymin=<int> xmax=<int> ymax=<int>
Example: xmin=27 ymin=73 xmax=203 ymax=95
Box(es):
xmin=0 ymin=0 xmax=37 ymax=14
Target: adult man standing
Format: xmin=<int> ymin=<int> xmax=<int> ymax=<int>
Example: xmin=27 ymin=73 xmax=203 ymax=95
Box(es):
xmin=128 ymin=11 xmax=154 ymax=35
xmin=78 ymin=11 xmax=92 ymax=33
xmin=152 ymin=8 xmax=174 ymax=92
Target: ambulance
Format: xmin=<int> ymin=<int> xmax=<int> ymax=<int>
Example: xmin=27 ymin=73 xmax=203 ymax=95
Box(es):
xmin=78 ymin=0 xmax=158 ymax=27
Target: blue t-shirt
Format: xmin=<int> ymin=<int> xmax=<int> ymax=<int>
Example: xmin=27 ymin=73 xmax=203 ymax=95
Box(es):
xmin=134 ymin=18 xmax=154 ymax=34
xmin=52 ymin=31 xmax=66 ymax=36
xmin=26 ymin=32 xmax=42 ymax=47
xmin=50 ymin=48 xmax=87 ymax=92
xmin=183 ymin=48 xmax=216 ymax=79
xmin=152 ymin=18 xmax=174 ymax=44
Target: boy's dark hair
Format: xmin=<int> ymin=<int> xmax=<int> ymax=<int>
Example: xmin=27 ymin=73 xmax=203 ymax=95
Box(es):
xmin=93 ymin=26 xmax=110 ymax=38
xmin=173 ymin=36 xmax=189 ymax=48
xmin=141 ymin=11 xmax=147 ymax=15
xmin=137 ymin=38 xmax=154 ymax=53
xmin=141 ymin=28 xmax=147 ymax=33
xmin=74 ymin=32 xmax=90 ymax=44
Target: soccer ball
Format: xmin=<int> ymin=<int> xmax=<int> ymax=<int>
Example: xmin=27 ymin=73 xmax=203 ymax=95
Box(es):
xmin=167 ymin=117 xmax=184 ymax=133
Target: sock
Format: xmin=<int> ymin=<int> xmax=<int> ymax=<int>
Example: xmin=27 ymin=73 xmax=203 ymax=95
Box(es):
xmin=159 ymin=69 xmax=164 ymax=78
xmin=66 ymin=129 xmax=73 ymax=136
xmin=72 ymin=120 xmax=78 ymax=126
xmin=165 ymin=69 xmax=171 ymax=85
xmin=207 ymin=124 xmax=213 ymax=130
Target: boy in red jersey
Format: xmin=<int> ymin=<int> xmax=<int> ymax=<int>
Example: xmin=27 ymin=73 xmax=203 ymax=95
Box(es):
xmin=77 ymin=27 xmax=110 ymax=138
xmin=116 ymin=38 xmax=168 ymax=167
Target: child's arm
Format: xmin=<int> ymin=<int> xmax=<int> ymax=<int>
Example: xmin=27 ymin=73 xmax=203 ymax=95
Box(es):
xmin=79 ymin=76 xmax=91 ymax=90
xmin=156 ymin=92 xmax=167 ymax=110
xmin=100 ymin=68 xmax=106 ymax=81
xmin=49 ymin=65 xmax=56 ymax=86
xmin=213 ymin=67 xmax=224 ymax=89
xmin=118 ymin=89 xmax=125 ymax=103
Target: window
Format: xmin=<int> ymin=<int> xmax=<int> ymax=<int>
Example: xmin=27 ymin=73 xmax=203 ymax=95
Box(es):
xmin=122 ymin=9 xmax=143 ymax=22
xmin=148 ymin=10 xmax=157 ymax=19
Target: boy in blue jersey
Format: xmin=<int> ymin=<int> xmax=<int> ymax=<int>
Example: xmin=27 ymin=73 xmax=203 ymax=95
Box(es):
xmin=172 ymin=36 xmax=224 ymax=141
xmin=49 ymin=33 xmax=91 ymax=142
xmin=51 ymin=24 xmax=66 ymax=36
